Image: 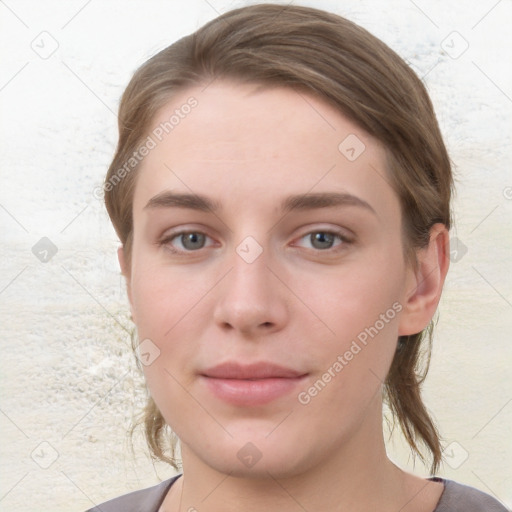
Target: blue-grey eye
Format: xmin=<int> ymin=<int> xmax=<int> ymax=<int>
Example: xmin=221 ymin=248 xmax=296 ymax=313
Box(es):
xmin=309 ymin=232 xmax=337 ymax=250
xmin=179 ymin=232 xmax=206 ymax=250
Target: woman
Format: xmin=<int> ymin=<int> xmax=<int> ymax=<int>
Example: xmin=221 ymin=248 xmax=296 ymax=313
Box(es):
xmin=88 ymin=4 xmax=508 ymax=511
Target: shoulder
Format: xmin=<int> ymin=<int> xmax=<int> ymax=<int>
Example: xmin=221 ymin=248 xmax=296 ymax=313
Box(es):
xmin=434 ymin=478 xmax=510 ymax=512
xmin=84 ymin=474 xmax=181 ymax=512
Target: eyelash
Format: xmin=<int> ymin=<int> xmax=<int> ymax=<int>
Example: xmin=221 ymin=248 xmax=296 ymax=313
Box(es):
xmin=158 ymin=228 xmax=353 ymax=255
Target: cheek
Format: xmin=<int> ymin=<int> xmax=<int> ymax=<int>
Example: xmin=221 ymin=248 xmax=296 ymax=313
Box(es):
xmin=130 ymin=260 xmax=199 ymax=338
xmin=295 ymin=307 xmax=401 ymax=436
xmin=296 ymin=256 xmax=405 ymax=401
xmin=129 ymin=259 xmax=212 ymax=385
xmin=300 ymin=253 xmax=405 ymax=345
xmin=132 ymin=266 xmax=204 ymax=427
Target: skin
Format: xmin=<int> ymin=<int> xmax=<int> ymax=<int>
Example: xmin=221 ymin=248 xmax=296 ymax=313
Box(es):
xmin=118 ymin=81 xmax=450 ymax=512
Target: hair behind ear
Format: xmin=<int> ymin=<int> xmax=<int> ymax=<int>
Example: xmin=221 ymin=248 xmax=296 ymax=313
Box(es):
xmin=385 ymin=323 xmax=442 ymax=474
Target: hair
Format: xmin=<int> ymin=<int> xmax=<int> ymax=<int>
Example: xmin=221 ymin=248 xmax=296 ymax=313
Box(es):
xmin=104 ymin=3 xmax=452 ymax=474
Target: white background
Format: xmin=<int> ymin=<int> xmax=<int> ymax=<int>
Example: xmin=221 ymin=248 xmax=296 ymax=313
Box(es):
xmin=0 ymin=0 xmax=511 ymax=510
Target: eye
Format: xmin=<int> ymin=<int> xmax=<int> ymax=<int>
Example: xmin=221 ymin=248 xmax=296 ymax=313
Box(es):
xmin=160 ymin=231 xmax=214 ymax=253
xmin=159 ymin=228 xmax=352 ymax=255
xmin=294 ymin=230 xmax=351 ymax=252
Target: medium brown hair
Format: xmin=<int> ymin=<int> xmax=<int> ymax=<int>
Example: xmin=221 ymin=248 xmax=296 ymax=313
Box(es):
xmin=104 ymin=3 xmax=452 ymax=474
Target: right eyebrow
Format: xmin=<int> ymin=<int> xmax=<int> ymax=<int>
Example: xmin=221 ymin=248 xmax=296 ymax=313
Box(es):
xmin=144 ymin=191 xmax=221 ymax=212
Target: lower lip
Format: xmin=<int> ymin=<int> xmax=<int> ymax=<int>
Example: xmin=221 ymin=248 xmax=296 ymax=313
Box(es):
xmin=201 ymin=375 xmax=307 ymax=406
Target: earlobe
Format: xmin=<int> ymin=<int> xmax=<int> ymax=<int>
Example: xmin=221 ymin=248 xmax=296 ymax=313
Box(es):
xmin=398 ymin=224 xmax=450 ymax=336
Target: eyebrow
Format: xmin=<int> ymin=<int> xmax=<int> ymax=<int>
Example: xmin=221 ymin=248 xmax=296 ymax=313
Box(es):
xmin=144 ymin=191 xmax=376 ymax=215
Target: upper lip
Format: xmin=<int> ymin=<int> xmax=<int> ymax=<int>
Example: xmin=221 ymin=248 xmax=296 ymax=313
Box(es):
xmin=201 ymin=361 xmax=307 ymax=379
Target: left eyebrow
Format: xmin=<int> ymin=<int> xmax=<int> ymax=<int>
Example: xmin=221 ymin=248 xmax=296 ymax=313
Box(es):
xmin=281 ymin=191 xmax=376 ymax=215
xmin=143 ymin=191 xmax=376 ymax=215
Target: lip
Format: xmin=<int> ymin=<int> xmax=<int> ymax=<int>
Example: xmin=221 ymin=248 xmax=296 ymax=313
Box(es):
xmin=202 ymin=361 xmax=306 ymax=379
xmin=200 ymin=361 xmax=308 ymax=406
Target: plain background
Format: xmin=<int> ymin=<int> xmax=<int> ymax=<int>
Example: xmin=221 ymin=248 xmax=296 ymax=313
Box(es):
xmin=0 ymin=0 xmax=511 ymax=510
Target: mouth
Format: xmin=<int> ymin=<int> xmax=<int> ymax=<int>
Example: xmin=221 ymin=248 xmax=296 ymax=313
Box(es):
xmin=200 ymin=361 xmax=309 ymax=406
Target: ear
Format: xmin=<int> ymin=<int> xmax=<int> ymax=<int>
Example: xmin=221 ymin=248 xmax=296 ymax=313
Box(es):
xmin=117 ymin=246 xmax=135 ymax=320
xmin=398 ymin=224 xmax=450 ymax=336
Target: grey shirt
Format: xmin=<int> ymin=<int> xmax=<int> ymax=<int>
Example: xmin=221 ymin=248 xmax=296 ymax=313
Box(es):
xmin=85 ymin=475 xmax=509 ymax=511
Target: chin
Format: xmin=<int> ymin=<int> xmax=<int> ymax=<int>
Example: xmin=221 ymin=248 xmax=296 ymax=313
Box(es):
xmin=207 ymin=450 xmax=310 ymax=480
xmin=183 ymin=428 xmax=319 ymax=480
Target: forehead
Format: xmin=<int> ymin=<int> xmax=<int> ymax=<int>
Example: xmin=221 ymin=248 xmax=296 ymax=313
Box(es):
xmin=146 ymin=81 xmax=372 ymax=161
xmin=133 ymin=81 xmax=399 ymax=222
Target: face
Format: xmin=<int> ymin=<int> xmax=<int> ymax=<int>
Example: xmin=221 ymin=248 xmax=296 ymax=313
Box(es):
xmin=124 ymin=81 xmax=419 ymax=478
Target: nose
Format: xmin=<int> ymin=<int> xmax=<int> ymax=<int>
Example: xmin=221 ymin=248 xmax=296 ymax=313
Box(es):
xmin=212 ymin=241 xmax=289 ymax=337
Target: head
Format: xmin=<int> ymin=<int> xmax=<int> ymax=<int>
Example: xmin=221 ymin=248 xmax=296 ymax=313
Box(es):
xmin=104 ymin=4 xmax=451 ymax=475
